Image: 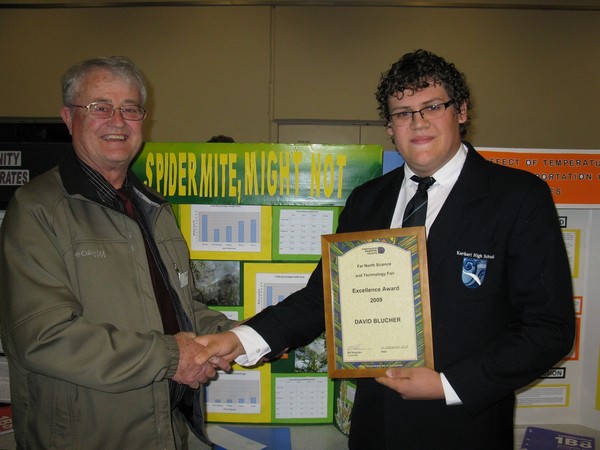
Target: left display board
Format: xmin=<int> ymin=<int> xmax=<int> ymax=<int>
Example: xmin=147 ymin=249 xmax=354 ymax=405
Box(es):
xmin=0 ymin=142 xmax=72 ymax=210
xmin=132 ymin=141 xmax=383 ymax=424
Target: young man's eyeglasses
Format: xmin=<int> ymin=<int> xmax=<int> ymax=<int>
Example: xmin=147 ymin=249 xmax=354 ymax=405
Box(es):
xmin=69 ymin=102 xmax=147 ymax=121
xmin=388 ymin=99 xmax=454 ymax=127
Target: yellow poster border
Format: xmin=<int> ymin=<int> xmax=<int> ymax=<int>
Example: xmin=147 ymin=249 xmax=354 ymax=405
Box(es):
xmin=206 ymin=364 xmax=272 ymax=423
xmin=180 ymin=204 xmax=272 ymax=260
xmin=243 ymin=262 xmax=317 ymax=318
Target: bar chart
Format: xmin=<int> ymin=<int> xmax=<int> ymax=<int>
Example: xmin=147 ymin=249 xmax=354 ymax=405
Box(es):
xmin=190 ymin=205 xmax=262 ymax=253
xmin=206 ymin=371 xmax=261 ymax=414
xmin=255 ymin=272 xmax=311 ymax=312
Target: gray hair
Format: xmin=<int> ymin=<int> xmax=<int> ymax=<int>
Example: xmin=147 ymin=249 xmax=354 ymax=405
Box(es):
xmin=61 ymin=56 xmax=147 ymax=106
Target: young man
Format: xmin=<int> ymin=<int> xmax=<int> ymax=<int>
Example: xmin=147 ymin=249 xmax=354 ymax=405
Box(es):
xmin=196 ymin=49 xmax=575 ymax=449
xmin=0 ymin=56 xmax=233 ymax=449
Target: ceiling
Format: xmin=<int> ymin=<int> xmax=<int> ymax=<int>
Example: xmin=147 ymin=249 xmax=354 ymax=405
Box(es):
xmin=1 ymin=0 xmax=600 ymax=10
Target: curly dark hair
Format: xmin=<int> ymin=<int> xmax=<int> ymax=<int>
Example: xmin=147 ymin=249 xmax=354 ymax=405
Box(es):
xmin=375 ymin=49 xmax=472 ymax=137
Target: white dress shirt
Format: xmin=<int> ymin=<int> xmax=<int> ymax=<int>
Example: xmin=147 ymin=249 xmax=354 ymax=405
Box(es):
xmin=390 ymin=143 xmax=467 ymax=233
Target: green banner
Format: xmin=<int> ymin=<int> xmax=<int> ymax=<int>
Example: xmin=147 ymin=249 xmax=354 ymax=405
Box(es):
xmin=132 ymin=142 xmax=382 ymax=206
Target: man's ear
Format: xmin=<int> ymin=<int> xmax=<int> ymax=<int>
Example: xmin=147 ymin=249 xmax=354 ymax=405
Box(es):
xmin=457 ymin=102 xmax=468 ymax=124
xmin=386 ymin=121 xmax=394 ymax=137
xmin=60 ymin=106 xmax=74 ymax=135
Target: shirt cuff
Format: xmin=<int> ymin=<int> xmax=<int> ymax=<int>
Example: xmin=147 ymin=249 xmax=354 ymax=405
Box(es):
xmin=440 ymin=373 xmax=463 ymax=406
xmin=230 ymin=325 xmax=271 ymax=366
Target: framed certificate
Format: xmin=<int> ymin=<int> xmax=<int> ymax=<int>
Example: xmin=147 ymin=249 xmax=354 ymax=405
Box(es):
xmin=321 ymin=227 xmax=434 ymax=378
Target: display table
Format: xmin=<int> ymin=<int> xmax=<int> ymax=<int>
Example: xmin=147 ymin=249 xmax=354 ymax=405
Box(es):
xmin=0 ymin=424 xmax=348 ymax=450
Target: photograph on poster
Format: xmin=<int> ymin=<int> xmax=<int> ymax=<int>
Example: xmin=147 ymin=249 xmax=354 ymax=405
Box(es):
xmin=191 ymin=260 xmax=240 ymax=306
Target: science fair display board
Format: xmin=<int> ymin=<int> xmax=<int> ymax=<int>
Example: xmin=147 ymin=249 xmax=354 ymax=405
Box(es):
xmin=478 ymin=148 xmax=600 ymax=432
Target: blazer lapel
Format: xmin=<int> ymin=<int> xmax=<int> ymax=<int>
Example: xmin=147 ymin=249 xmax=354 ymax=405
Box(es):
xmin=372 ymin=168 xmax=404 ymax=230
xmin=427 ymin=146 xmax=491 ymax=278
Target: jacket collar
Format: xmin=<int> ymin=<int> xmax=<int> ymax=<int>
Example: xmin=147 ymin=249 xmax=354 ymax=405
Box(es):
xmin=59 ymin=147 xmax=103 ymax=201
xmin=59 ymin=147 xmax=166 ymax=207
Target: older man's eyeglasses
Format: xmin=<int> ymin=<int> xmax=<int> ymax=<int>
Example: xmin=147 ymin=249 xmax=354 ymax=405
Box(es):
xmin=388 ymin=99 xmax=454 ymax=126
xmin=69 ymin=102 xmax=147 ymax=121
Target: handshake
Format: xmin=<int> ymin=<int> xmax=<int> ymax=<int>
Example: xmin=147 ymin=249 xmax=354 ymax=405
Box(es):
xmin=171 ymin=331 xmax=245 ymax=389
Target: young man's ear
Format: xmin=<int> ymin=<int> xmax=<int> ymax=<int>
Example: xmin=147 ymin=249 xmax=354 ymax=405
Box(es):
xmin=386 ymin=120 xmax=394 ymax=137
xmin=457 ymin=102 xmax=468 ymax=124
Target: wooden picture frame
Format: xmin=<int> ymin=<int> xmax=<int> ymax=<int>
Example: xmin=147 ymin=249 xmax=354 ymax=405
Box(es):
xmin=321 ymin=227 xmax=434 ymax=378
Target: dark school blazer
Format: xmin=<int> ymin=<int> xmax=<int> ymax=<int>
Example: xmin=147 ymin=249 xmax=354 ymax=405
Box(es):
xmin=245 ymin=142 xmax=575 ymax=449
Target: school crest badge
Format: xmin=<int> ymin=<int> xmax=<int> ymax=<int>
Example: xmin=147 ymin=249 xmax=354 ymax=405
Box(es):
xmin=461 ymin=257 xmax=488 ymax=289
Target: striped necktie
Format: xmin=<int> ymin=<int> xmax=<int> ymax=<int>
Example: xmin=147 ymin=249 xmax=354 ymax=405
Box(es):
xmin=402 ymin=175 xmax=436 ymax=227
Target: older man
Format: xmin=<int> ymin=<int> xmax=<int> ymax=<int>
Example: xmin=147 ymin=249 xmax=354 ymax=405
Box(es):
xmin=0 ymin=56 xmax=233 ymax=449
